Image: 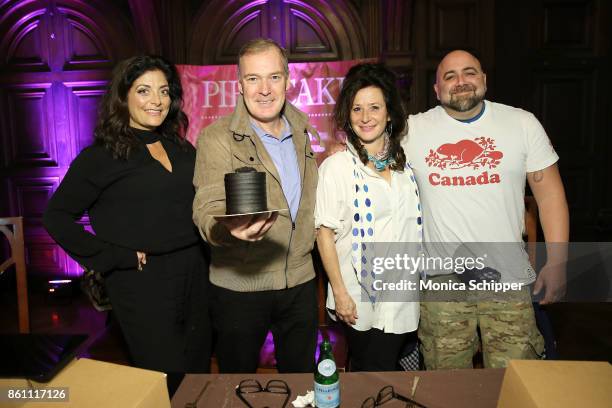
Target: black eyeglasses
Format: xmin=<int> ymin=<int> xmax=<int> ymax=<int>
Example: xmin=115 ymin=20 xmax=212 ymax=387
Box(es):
xmin=361 ymin=385 xmax=427 ymax=408
xmin=235 ymin=379 xmax=291 ymax=408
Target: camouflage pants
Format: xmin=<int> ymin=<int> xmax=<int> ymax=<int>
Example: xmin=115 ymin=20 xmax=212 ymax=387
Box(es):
xmin=418 ymin=275 xmax=545 ymax=369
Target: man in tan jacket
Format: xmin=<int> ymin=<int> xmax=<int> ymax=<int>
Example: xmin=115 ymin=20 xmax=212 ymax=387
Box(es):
xmin=193 ymin=38 xmax=319 ymax=373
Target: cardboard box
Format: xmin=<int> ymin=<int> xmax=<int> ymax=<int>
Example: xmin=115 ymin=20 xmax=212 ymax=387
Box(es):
xmin=497 ymin=360 xmax=612 ymax=408
xmin=0 ymin=358 xmax=169 ymax=407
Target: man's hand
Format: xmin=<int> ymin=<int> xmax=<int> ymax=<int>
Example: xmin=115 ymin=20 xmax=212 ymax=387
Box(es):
xmin=327 ymin=141 xmax=347 ymax=155
xmin=216 ymin=211 xmax=278 ymax=241
xmin=533 ymin=262 xmax=566 ymax=304
xmin=136 ymin=251 xmax=147 ymax=271
xmin=527 ymin=164 xmax=569 ymax=305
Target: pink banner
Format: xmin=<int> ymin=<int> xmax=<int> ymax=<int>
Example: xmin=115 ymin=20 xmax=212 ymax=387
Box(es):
xmin=178 ymin=59 xmax=372 ymax=161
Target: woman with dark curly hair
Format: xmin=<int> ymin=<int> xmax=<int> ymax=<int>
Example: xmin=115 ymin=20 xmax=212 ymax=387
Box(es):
xmin=43 ymin=55 xmax=211 ymax=375
xmin=315 ymin=63 xmax=422 ymax=371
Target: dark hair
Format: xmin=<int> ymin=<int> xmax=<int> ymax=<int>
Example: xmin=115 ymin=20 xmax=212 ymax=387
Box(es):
xmin=334 ymin=63 xmax=406 ymax=170
xmin=94 ymin=55 xmax=188 ymax=159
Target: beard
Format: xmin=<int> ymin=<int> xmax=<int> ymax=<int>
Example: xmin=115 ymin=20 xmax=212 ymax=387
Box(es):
xmin=443 ymin=84 xmax=485 ymax=112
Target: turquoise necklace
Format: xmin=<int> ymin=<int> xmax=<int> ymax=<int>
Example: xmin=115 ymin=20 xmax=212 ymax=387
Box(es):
xmin=367 ymin=133 xmax=394 ymax=171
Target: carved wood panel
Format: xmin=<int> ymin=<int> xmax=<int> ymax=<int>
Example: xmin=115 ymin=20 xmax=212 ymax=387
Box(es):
xmin=541 ymin=0 xmax=593 ymax=50
xmin=428 ymin=0 xmax=480 ymax=57
xmin=425 ymin=68 xmax=438 ymax=110
xmin=25 ymin=238 xmax=69 ymax=276
xmin=561 ymin=168 xmax=592 ymax=213
xmin=64 ymin=81 xmax=108 ymax=155
xmin=496 ymin=0 xmax=610 ymax=240
xmin=383 ymin=0 xmax=415 ymax=58
xmin=58 ymin=7 xmax=114 ymax=70
xmin=189 ymin=0 xmax=365 ymax=64
xmin=0 ymin=0 xmax=137 ymax=277
xmin=2 ymin=84 xmax=57 ymax=167
xmin=10 ymin=177 xmax=60 ymax=232
xmin=285 ymin=3 xmax=337 ymax=59
xmin=0 ymin=3 xmax=51 ymax=72
xmin=530 ymin=65 xmax=600 ymax=234
xmin=533 ymin=68 xmax=595 ymax=152
xmin=406 ymin=0 xmax=494 ymax=114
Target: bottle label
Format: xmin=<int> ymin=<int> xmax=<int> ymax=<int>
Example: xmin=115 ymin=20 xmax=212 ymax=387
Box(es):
xmin=317 ymin=359 xmax=336 ymax=376
xmin=314 ymin=381 xmax=340 ymax=408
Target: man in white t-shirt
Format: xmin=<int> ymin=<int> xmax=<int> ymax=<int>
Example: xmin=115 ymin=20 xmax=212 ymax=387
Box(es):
xmin=403 ymin=50 xmax=569 ymax=368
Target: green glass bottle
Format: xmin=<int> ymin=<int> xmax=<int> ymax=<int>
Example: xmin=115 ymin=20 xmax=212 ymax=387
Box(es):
xmin=314 ymin=339 xmax=340 ymax=408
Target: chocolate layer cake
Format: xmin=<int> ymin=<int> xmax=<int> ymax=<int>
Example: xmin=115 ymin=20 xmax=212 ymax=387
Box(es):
xmin=224 ymin=167 xmax=267 ymax=215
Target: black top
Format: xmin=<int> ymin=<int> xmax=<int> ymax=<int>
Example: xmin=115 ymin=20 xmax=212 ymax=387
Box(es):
xmin=43 ymin=128 xmax=200 ymax=274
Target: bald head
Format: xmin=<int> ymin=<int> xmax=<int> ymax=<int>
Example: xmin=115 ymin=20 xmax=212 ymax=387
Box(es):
xmin=436 ymin=50 xmax=483 ymax=83
xmin=434 ymin=50 xmax=487 ymax=117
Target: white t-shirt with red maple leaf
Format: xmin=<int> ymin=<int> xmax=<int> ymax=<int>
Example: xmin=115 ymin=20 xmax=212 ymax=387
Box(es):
xmin=403 ymin=101 xmax=558 ymax=283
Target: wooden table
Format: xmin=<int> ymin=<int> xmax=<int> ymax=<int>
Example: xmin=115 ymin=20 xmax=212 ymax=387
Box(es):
xmin=172 ymin=369 xmax=505 ymax=408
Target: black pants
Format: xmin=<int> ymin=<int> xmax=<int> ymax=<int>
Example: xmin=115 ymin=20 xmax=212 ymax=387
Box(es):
xmin=105 ymin=244 xmax=211 ymax=373
xmin=210 ymin=279 xmax=318 ymax=373
xmin=346 ymin=326 xmax=410 ymax=372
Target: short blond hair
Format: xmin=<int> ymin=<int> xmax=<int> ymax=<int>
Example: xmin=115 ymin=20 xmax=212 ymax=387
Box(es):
xmin=237 ymin=38 xmax=289 ymax=76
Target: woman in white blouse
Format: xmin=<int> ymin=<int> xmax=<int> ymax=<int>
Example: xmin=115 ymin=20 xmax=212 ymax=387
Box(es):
xmin=316 ymin=63 xmax=422 ymax=371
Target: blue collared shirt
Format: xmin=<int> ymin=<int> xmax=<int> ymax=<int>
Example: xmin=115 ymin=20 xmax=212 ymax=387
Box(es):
xmin=250 ymin=116 xmax=301 ymax=221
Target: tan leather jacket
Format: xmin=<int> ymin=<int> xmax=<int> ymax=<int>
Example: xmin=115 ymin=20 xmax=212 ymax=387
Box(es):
xmin=193 ymin=96 xmax=319 ymax=292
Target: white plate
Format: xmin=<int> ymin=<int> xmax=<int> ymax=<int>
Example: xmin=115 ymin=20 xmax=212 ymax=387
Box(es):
xmin=211 ymin=208 xmax=288 ymax=218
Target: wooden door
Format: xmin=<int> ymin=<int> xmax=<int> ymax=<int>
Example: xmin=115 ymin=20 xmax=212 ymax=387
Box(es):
xmin=0 ymin=0 xmax=137 ymax=277
xmin=494 ymin=0 xmax=612 ymax=241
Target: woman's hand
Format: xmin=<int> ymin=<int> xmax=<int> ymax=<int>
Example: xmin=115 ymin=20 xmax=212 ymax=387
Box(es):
xmin=136 ymin=251 xmax=147 ymax=271
xmin=333 ymin=290 xmax=358 ymax=325
xmin=317 ymin=227 xmax=358 ymax=325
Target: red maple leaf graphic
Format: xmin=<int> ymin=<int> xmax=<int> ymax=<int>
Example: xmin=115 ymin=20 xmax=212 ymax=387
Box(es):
xmin=425 ymin=137 xmax=503 ymax=170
